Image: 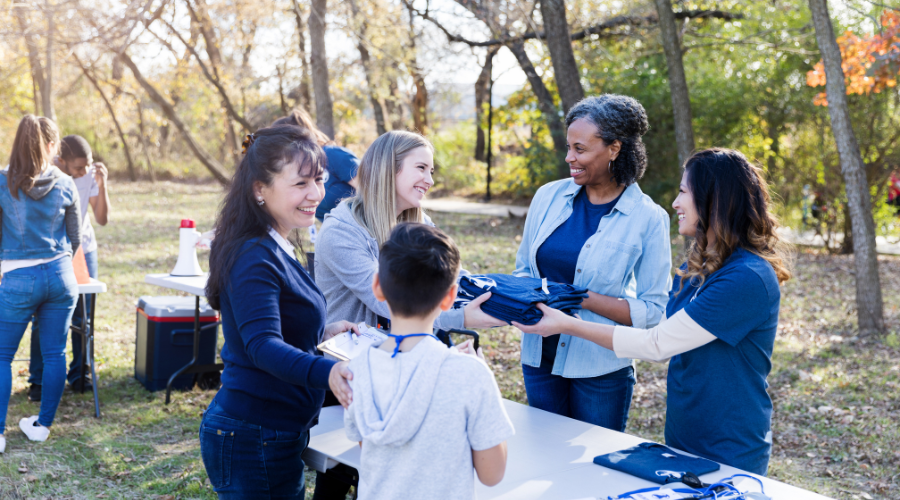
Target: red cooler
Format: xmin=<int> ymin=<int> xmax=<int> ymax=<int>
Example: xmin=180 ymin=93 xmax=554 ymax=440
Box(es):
xmin=135 ymin=296 xmax=219 ymax=391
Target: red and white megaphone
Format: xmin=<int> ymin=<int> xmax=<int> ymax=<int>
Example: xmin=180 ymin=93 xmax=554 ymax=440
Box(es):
xmin=171 ymin=219 xmax=204 ymax=276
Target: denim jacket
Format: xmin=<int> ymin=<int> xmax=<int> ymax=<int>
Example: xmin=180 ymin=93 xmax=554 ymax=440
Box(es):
xmin=515 ymin=179 xmax=672 ymax=378
xmin=0 ymin=167 xmax=81 ymax=261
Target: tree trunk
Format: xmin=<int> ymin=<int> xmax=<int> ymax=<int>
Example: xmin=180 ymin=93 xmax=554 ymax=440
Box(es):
xmin=386 ymin=79 xmax=404 ymax=130
xmin=43 ymin=0 xmax=56 ymax=120
xmin=539 ymin=0 xmax=584 ymax=114
xmin=654 ymin=0 xmax=695 ymax=166
xmin=808 ymin=0 xmax=884 ymax=334
xmin=135 ymin=99 xmax=156 ymax=182
xmin=309 ymin=0 xmax=335 ymax=139
xmin=186 ymin=0 xmax=240 ymax=164
xmin=410 ymin=71 xmax=428 ymax=134
xmin=276 ymin=65 xmax=289 ymax=115
xmin=119 ymin=51 xmax=231 ymax=186
xmin=405 ymin=7 xmax=428 ymax=135
xmin=72 ymin=54 xmax=137 ymax=181
xmin=15 ymin=6 xmax=48 ymax=117
xmin=349 ymin=0 xmax=387 ymax=136
xmin=475 ymin=47 xmax=498 ymax=162
xmin=290 ymin=0 xmax=313 ymax=111
xmin=508 ymin=41 xmax=568 ymax=178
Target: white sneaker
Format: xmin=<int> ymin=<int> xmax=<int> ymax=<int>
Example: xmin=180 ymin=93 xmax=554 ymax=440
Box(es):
xmin=0 ymin=434 xmax=5 ymax=453
xmin=19 ymin=416 xmax=50 ymax=442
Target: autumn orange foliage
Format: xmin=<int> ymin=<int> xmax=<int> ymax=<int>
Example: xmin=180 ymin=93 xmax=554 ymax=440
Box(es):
xmin=807 ymin=10 xmax=900 ymax=106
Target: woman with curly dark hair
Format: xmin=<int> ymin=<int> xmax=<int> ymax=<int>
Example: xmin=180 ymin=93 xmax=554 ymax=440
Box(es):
xmin=513 ymin=94 xmax=672 ymax=431
xmin=516 ymin=148 xmax=791 ymax=475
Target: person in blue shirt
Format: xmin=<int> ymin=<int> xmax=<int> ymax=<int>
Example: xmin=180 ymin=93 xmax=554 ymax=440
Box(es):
xmin=200 ymin=125 xmax=359 ymax=498
xmin=271 ymin=109 xmax=360 ymax=220
xmin=515 ymin=148 xmax=792 ymax=476
xmin=514 ymin=95 xmax=672 ymax=432
xmin=0 ymin=115 xmax=82 ymax=452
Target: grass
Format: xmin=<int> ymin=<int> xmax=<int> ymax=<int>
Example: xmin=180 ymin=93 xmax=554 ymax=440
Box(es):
xmin=0 ymin=181 xmax=898 ymax=499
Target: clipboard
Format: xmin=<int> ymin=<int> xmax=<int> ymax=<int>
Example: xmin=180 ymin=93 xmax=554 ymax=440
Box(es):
xmin=317 ymin=323 xmax=387 ymax=361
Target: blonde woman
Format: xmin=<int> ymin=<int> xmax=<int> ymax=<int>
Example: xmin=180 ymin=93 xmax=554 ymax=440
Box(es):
xmin=316 ymin=131 xmax=502 ymax=332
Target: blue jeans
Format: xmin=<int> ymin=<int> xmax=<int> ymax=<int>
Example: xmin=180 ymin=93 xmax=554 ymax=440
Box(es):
xmin=0 ymin=256 xmax=78 ymax=430
xmin=522 ymin=335 xmax=635 ymax=432
xmin=29 ymin=249 xmax=97 ymax=385
xmin=200 ymin=399 xmax=310 ymax=499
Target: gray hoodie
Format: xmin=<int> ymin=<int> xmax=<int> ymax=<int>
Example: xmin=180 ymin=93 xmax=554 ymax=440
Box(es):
xmin=316 ymin=200 xmax=465 ymax=330
xmin=345 ymin=338 xmax=515 ymax=499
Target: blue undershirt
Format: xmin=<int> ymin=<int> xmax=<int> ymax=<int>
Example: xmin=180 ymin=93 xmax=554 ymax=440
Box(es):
xmin=318 ymin=146 xmax=360 ymax=221
xmin=535 ymin=188 xmax=621 ymax=363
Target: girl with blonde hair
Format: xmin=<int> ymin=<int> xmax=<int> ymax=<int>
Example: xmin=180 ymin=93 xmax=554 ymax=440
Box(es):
xmin=314 ymin=130 xmax=503 ymax=499
xmin=317 ymin=131 xmax=502 ymax=331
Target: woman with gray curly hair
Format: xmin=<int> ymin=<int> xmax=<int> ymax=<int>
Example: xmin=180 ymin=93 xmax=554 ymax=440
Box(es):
xmin=513 ymin=94 xmax=672 ymax=431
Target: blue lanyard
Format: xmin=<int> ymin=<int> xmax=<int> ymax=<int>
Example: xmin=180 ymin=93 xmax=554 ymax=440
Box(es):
xmin=385 ymin=333 xmax=440 ymax=358
xmin=610 ymin=474 xmax=767 ymax=500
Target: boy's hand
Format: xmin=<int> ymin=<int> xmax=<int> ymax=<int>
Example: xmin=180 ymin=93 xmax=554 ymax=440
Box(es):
xmin=93 ymin=162 xmax=108 ymax=186
xmin=328 ymin=361 xmax=353 ymax=408
xmin=455 ymin=339 xmax=485 ymax=361
xmin=323 ymin=321 xmax=359 ymax=341
xmin=463 ymin=292 xmax=505 ymax=329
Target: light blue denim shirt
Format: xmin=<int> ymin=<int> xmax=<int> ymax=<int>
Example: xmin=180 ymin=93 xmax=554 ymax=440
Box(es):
xmin=515 ymin=179 xmax=672 ymax=378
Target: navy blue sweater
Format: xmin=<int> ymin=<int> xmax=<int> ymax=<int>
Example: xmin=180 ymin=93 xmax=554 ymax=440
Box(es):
xmin=215 ymin=234 xmax=337 ymax=432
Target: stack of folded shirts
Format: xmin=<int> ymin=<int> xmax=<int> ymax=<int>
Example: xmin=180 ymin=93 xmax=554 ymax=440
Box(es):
xmin=454 ymin=274 xmax=589 ymax=325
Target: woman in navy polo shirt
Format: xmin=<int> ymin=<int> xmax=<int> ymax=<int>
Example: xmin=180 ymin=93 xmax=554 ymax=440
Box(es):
xmin=201 ymin=125 xmax=358 ymax=498
xmin=515 ymin=148 xmax=791 ymax=475
xmin=514 ymin=94 xmax=672 ymax=432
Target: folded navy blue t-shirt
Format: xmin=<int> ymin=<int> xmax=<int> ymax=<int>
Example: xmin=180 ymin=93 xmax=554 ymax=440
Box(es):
xmin=593 ymin=442 xmax=720 ymax=485
xmin=455 ymin=274 xmax=588 ymax=325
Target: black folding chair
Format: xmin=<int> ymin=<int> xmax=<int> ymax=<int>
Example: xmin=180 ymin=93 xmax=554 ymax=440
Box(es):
xmin=435 ymin=329 xmax=480 ymax=350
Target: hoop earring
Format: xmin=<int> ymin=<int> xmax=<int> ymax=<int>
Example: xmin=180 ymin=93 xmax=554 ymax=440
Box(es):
xmin=257 ymin=198 xmax=265 ymax=206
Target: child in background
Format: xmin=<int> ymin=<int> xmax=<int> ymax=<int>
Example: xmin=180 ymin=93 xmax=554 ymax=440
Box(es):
xmin=28 ymin=135 xmax=110 ymax=400
xmin=0 ymin=115 xmax=81 ymax=451
xmin=345 ymin=223 xmax=514 ymax=499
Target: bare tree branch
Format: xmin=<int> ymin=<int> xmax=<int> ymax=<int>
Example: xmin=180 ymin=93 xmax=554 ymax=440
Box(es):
xmin=149 ymin=16 xmax=253 ymax=131
xmin=71 ymin=53 xmax=137 ymax=181
xmin=406 ymin=4 xmax=744 ymax=47
xmin=117 ymin=50 xmax=231 ymax=185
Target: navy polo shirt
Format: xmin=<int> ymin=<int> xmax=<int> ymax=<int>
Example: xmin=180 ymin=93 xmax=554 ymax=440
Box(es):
xmin=664 ymin=248 xmax=780 ymax=475
xmin=317 ymin=145 xmax=360 ymax=221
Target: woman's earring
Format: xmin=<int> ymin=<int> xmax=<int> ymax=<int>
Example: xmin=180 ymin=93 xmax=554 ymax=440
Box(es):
xmin=257 ymin=198 xmax=265 ymax=206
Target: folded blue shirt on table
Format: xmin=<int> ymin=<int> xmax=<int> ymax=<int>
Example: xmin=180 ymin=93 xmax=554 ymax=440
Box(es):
xmin=454 ymin=274 xmax=588 ymax=325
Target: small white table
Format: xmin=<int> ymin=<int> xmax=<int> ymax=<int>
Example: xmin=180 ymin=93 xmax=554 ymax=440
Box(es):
xmin=302 ymin=400 xmax=833 ymax=500
xmin=73 ymin=278 xmax=107 ymax=418
xmin=144 ymin=273 xmax=222 ymax=403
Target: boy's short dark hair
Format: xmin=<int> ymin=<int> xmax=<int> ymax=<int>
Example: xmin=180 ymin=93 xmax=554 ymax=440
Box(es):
xmin=379 ymin=223 xmax=460 ymax=318
xmin=60 ymin=135 xmax=92 ymax=161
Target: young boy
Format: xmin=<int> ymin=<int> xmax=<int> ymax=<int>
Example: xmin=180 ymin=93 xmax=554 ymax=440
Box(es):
xmin=344 ymin=223 xmax=514 ymax=499
xmin=28 ymin=135 xmax=111 ymax=400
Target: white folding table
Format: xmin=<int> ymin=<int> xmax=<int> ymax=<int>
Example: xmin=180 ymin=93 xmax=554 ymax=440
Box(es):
xmin=302 ymin=400 xmax=833 ymax=500
xmin=73 ymin=278 xmax=107 ymax=418
xmin=144 ymin=273 xmax=222 ymax=403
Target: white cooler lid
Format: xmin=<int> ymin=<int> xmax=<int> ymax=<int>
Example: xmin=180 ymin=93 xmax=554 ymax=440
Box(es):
xmin=137 ymin=296 xmax=216 ymax=318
